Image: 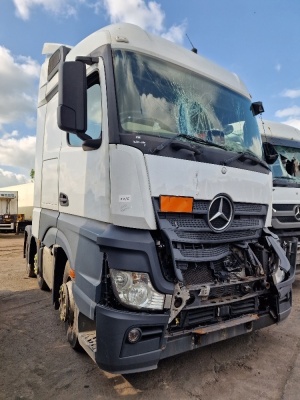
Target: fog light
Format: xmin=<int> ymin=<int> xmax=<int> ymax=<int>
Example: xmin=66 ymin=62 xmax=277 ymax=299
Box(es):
xmin=128 ymin=328 xmax=142 ymax=344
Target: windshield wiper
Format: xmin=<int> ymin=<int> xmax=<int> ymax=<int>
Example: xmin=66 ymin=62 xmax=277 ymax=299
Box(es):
xmin=223 ymin=150 xmax=270 ymax=171
xmin=150 ymin=133 xmax=184 ymax=154
xmin=150 ymin=133 xmax=226 ymax=154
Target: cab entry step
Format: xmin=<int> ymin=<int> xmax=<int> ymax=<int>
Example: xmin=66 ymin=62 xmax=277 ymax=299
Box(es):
xmin=78 ymin=331 xmax=97 ymax=360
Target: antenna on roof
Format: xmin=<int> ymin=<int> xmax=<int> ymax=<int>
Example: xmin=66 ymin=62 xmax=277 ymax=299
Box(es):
xmin=186 ymin=34 xmax=198 ymax=54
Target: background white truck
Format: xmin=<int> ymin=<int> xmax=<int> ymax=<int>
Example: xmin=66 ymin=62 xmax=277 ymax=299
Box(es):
xmin=259 ymin=120 xmax=300 ymax=270
xmin=0 ymin=191 xmax=18 ymax=232
xmin=24 ymin=23 xmax=295 ymax=374
xmin=0 ymin=183 xmax=34 ymax=233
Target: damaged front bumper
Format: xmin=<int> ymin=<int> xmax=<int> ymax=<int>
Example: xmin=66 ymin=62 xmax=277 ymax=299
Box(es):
xmin=94 ymin=267 xmax=294 ymax=375
xmin=94 ymin=226 xmax=296 ymax=374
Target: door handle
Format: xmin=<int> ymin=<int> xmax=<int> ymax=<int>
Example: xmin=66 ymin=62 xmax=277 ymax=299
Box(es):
xmin=59 ymin=193 xmax=69 ymax=206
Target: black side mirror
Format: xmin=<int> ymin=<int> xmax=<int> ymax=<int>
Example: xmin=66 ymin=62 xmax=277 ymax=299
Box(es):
xmin=251 ymin=101 xmax=264 ymax=116
xmin=263 ymin=142 xmax=278 ymax=164
xmin=57 ymin=61 xmax=87 ymax=134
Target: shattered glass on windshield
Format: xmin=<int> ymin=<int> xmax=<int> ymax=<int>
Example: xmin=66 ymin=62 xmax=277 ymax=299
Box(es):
xmin=113 ymin=50 xmax=263 ymax=158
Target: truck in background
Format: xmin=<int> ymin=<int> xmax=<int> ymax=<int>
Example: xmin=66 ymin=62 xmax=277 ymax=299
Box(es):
xmin=0 ymin=191 xmax=18 ymax=233
xmin=24 ymin=23 xmax=295 ymax=374
xmin=259 ymin=119 xmax=300 ymax=270
xmin=0 ymin=183 xmax=34 ymax=234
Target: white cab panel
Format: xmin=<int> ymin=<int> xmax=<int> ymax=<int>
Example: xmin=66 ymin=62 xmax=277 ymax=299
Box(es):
xmin=58 ymin=141 xmax=111 ymax=221
xmin=40 ymin=92 xmax=62 ymax=210
xmin=32 ymin=207 xmax=41 ymax=238
xmin=43 ymin=94 xmax=62 ymax=159
xmin=145 ymin=154 xmax=272 ymax=202
xmin=273 ymin=186 xmax=300 ymax=204
xmin=34 ymin=104 xmax=47 ymax=208
xmin=110 ymin=145 xmax=156 ymax=230
xmin=41 ymin=159 xmax=58 ymax=208
xmin=145 ymin=154 xmax=273 ymax=227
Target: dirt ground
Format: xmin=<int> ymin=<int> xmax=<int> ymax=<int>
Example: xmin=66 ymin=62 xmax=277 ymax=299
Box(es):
xmin=0 ymin=233 xmax=300 ymax=400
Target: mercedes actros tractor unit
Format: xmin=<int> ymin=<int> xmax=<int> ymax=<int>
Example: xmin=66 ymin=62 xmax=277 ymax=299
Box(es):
xmin=24 ymin=23 xmax=295 ymax=374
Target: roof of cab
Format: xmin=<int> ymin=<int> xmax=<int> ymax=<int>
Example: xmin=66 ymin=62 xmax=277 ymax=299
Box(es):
xmin=65 ymin=22 xmax=251 ymax=98
xmin=258 ymin=119 xmax=300 ymax=141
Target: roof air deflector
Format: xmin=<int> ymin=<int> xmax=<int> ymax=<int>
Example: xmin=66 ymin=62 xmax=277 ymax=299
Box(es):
xmin=47 ymin=46 xmax=71 ymax=81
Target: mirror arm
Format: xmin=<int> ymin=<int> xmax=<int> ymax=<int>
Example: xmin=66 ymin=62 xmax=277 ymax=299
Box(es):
xmin=82 ymin=138 xmax=102 ymax=151
xmin=75 ymin=56 xmax=98 ymax=65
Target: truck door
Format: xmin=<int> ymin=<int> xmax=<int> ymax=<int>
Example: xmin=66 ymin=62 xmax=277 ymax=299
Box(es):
xmin=58 ymin=61 xmax=110 ymax=223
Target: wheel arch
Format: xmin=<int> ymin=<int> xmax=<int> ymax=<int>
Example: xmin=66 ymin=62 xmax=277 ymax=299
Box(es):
xmin=23 ymin=230 xmax=28 ymax=259
xmin=24 ymin=225 xmax=37 ymax=265
xmin=42 ymin=228 xmax=74 ymax=309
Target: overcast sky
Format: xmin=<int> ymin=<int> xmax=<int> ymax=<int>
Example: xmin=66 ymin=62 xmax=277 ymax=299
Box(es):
xmin=1 ymin=0 xmax=300 ymax=186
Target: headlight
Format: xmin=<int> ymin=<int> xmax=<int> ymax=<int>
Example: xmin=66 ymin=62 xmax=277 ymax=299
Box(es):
xmin=110 ymin=269 xmax=165 ymax=310
xmin=272 ymin=265 xmax=285 ymax=284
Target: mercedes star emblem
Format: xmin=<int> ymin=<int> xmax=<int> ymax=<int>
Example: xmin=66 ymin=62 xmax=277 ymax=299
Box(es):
xmin=208 ymin=195 xmax=233 ymax=232
xmin=294 ymin=205 xmax=300 ymax=221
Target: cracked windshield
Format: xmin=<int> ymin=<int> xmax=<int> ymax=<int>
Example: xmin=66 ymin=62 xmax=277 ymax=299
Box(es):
xmin=271 ymin=145 xmax=300 ymax=179
xmin=113 ymin=49 xmax=262 ymax=158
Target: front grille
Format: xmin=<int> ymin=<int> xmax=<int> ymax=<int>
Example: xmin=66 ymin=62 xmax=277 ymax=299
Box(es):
xmin=175 ymin=229 xmax=260 ymax=243
xmin=273 ymin=204 xmax=295 ymax=212
xmin=193 ymin=200 xmax=210 ymax=212
xmin=167 ymin=216 xmax=207 ymax=229
xmin=177 ymin=244 xmax=229 ymax=260
xmin=231 ymin=218 xmax=261 ymax=228
xmin=234 ymin=203 xmax=264 ymax=213
xmin=160 ymin=214 xmax=262 ymax=231
xmin=153 ymin=197 xmax=267 ymax=285
xmin=192 ymin=200 xmax=264 ymax=214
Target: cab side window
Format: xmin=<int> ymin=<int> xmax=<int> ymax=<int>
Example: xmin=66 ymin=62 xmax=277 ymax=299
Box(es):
xmin=68 ymin=72 xmax=102 ymax=147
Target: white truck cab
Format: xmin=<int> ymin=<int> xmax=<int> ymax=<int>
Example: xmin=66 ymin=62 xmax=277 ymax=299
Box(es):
xmin=259 ymin=119 xmax=300 ymax=270
xmin=24 ymin=23 xmax=295 ymax=374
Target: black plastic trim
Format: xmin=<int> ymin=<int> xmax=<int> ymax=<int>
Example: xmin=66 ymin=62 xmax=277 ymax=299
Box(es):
xmin=38 ymin=209 xmax=59 ymax=241
xmin=90 ymin=45 xmax=120 ymax=144
xmin=264 ymin=136 xmax=300 ymax=149
xmin=97 ymin=225 xmax=174 ymax=294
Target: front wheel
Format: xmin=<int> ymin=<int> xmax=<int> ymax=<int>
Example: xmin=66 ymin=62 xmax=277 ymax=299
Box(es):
xmin=59 ymin=261 xmax=81 ymax=350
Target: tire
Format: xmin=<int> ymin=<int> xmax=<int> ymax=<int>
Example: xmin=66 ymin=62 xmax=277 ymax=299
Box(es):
xmin=25 ymin=236 xmax=36 ymax=278
xmin=60 ymin=261 xmax=81 ymax=350
xmin=37 ymin=254 xmax=50 ymax=291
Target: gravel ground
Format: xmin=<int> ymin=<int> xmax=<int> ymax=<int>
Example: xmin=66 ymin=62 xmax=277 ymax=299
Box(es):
xmin=0 ymin=233 xmax=300 ymax=400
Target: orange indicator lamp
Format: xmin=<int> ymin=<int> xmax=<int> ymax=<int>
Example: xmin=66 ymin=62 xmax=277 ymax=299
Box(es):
xmin=160 ymin=195 xmax=193 ymax=213
xmin=69 ymin=268 xmax=76 ymax=279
